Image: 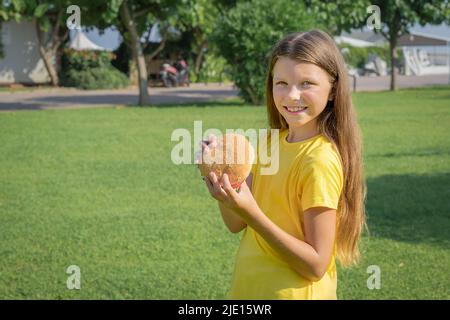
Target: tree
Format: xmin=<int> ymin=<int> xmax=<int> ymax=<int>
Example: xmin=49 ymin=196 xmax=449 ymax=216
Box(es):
xmin=86 ymin=0 xmax=177 ymax=106
xmin=211 ymin=0 xmax=318 ymax=105
xmin=369 ymin=0 xmax=449 ymax=90
xmin=143 ymin=22 xmax=170 ymax=69
xmin=119 ymin=1 xmax=151 ymax=105
xmin=33 ymin=1 xmax=72 ymax=87
xmin=308 ymin=0 xmax=450 ymax=91
xmin=176 ymin=0 xmax=220 ymax=79
xmin=141 ymin=14 xmax=181 ymax=84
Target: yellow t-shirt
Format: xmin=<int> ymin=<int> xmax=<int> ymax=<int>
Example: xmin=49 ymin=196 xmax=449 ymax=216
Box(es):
xmin=228 ymin=129 xmax=343 ymax=300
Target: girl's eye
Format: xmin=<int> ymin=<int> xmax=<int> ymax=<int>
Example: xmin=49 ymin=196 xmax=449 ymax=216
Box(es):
xmin=302 ymin=81 xmax=312 ymax=87
xmin=275 ymin=81 xmax=287 ymax=86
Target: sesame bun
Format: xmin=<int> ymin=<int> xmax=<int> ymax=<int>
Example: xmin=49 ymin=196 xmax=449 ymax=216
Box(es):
xmin=198 ymin=133 xmax=255 ymax=189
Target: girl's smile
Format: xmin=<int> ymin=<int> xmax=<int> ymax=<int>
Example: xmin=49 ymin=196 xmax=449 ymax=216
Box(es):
xmin=283 ymin=105 xmax=308 ymax=115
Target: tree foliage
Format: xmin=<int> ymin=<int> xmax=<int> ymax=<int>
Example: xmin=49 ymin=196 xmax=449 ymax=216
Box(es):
xmin=211 ymin=0 xmax=319 ymax=105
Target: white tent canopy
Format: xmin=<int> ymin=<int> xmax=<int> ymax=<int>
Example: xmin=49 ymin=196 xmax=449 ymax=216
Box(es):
xmin=334 ymin=35 xmax=379 ymax=48
xmin=69 ymin=30 xmax=107 ymax=51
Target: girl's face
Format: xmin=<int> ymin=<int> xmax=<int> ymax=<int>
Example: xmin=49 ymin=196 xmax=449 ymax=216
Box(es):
xmin=272 ymin=57 xmax=334 ymax=134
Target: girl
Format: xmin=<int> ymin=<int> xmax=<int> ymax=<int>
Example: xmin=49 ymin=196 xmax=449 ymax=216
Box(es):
xmin=202 ymin=29 xmax=366 ymax=300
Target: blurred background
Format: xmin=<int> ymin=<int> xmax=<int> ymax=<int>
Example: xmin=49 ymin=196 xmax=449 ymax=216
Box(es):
xmin=0 ymin=0 xmax=449 ymax=104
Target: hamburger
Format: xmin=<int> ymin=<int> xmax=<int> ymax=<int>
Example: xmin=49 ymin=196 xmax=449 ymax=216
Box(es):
xmin=197 ymin=133 xmax=255 ymax=189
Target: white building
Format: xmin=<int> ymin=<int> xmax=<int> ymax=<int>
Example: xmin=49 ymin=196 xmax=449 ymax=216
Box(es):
xmin=337 ymin=24 xmax=450 ymax=76
xmin=0 ymin=20 xmax=51 ymax=84
xmin=0 ymin=21 xmax=111 ymax=85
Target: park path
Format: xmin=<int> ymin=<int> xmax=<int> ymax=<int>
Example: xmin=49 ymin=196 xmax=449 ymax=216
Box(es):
xmin=348 ymin=73 xmax=449 ymax=92
xmin=0 ymin=74 xmax=448 ymax=111
xmin=0 ymin=83 xmax=238 ymax=111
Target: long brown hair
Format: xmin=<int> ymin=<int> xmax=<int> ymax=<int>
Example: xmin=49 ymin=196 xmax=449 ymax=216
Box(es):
xmin=266 ymin=30 xmax=366 ymax=267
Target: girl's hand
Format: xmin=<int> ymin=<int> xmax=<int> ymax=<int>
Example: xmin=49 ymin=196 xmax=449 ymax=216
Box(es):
xmin=203 ymin=172 xmax=260 ymax=220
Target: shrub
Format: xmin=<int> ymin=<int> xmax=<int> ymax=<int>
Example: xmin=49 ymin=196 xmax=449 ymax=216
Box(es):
xmin=340 ymin=45 xmax=371 ymax=69
xmin=62 ymin=67 xmax=129 ymax=90
xmin=211 ymin=0 xmax=319 ymax=105
xmin=339 ymin=44 xmax=402 ymax=71
xmin=62 ymin=49 xmax=115 ymax=70
xmin=191 ymin=51 xmax=232 ymax=84
xmin=61 ymin=49 xmax=129 ymax=89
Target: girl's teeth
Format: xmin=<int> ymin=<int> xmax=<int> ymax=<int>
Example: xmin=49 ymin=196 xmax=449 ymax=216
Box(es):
xmin=287 ymin=107 xmax=306 ymax=112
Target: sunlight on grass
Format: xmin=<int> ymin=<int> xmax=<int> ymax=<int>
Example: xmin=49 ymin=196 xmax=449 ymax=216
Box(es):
xmin=0 ymin=86 xmax=449 ymax=299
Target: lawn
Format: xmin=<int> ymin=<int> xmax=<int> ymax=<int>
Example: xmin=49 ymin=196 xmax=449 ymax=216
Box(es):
xmin=0 ymin=86 xmax=449 ymax=299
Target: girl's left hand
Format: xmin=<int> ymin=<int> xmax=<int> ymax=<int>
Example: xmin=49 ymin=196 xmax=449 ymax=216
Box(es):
xmin=204 ymin=172 xmax=260 ymax=221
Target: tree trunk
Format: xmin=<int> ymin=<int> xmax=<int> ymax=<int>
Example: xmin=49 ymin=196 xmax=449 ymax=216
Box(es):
xmin=129 ymin=60 xmax=138 ymax=85
xmin=35 ymin=22 xmax=59 ymax=86
xmin=389 ymin=37 xmax=398 ymax=91
xmin=145 ymin=33 xmax=167 ymax=77
xmin=245 ymin=86 xmax=260 ymax=105
xmin=120 ymin=1 xmax=150 ymax=105
xmin=194 ymin=40 xmax=208 ymax=77
xmin=145 ymin=31 xmax=167 ymax=63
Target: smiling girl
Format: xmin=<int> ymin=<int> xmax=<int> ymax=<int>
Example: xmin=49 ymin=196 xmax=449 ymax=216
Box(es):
xmin=202 ymin=30 xmax=366 ymax=299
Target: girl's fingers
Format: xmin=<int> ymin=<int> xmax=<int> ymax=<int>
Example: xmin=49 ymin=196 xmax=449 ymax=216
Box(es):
xmin=222 ymin=174 xmax=237 ymax=199
xmin=204 ymin=176 xmax=220 ymax=199
xmin=213 ymin=173 xmax=225 ymax=195
xmin=209 ymin=172 xmax=220 ymax=191
xmin=207 ymin=172 xmax=229 ymax=199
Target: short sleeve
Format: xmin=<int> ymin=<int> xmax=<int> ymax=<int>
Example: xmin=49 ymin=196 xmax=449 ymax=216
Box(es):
xmin=300 ymin=149 xmax=343 ymax=211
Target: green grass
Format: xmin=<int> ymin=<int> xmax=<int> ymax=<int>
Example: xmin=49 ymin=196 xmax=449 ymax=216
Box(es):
xmin=0 ymin=87 xmax=449 ymax=299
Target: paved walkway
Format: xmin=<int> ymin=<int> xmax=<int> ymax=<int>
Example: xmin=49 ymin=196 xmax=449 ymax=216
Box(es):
xmin=0 ymin=83 xmax=238 ymax=111
xmin=0 ymin=75 xmax=448 ymax=111
xmin=350 ymin=74 xmax=449 ymax=92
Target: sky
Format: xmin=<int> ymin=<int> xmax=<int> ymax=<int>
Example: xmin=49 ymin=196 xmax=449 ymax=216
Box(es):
xmin=69 ymin=27 xmax=122 ymax=51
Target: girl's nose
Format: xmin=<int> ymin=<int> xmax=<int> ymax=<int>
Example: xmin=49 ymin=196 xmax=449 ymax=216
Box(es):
xmin=287 ymin=85 xmax=302 ymax=102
